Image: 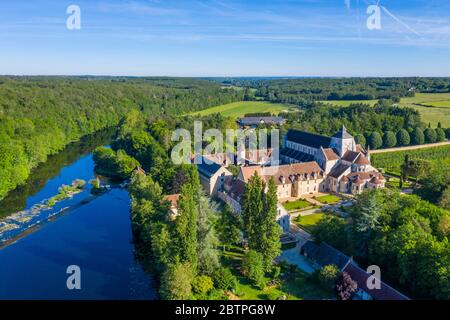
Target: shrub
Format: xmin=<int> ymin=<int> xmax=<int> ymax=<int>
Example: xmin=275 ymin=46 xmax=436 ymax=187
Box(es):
xmin=383 ymin=131 xmax=397 ymax=148
xmin=368 ymin=132 xmax=383 ymax=149
xmin=411 ymin=127 xmax=425 ymax=145
xmin=192 ymin=275 xmax=214 ymax=295
xmin=336 ymin=272 xmax=358 ymax=300
xmin=396 ymin=129 xmax=410 ymax=146
xmin=424 ymin=127 xmax=437 ymax=143
xmin=317 ymin=264 xmax=340 ymax=288
xmin=435 ymin=128 xmax=446 ymax=142
xmin=213 ymin=267 xmax=237 ymax=291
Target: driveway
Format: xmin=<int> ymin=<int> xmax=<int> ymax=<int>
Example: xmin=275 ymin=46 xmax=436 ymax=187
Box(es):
xmin=278 ymin=242 xmax=315 ymax=274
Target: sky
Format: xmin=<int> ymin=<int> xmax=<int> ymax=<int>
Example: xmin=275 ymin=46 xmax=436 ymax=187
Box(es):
xmin=1 ymin=0 xmax=450 ymax=77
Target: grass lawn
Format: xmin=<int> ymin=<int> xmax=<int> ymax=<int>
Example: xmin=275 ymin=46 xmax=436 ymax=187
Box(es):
xmin=314 ymin=195 xmax=341 ymax=204
xmin=220 ymin=246 xmax=333 ymax=300
xmin=296 ymin=213 xmax=325 ymax=232
xmin=283 ymin=199 xmax=312 ymax=211
xmin=188 ymin=101 xmax=297 ymax=118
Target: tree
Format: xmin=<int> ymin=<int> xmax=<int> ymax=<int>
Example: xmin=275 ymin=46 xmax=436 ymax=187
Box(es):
xmin=242 ymin=250 xmax=266 ymax=289
xmin=424 ymin=127 xmax=437 ymax=143
xmin=396 ymin=129 xmax=410 ymax=146
xmin=160 ymin=262 xmax=194 ymax=300
xmin=196 ymin=191 xmax=220 ymax=275
xmin=311 ymin=215 xmax=349 ymax=251
xmin=355 ymin=134 xmax=366 ymax=147
xmin=242 ymin=173 xmax=265 ymax=247
xmin=174 ymin=184 xmax=198 ymax=271
xmin=438 ymin=186 xmax=450 ymax=210
xmin=336 ymin=272 xmax=358 ymax=300
xmin=350 ymin=189 xmax=382 ymax=258
xmin=411 ymin=127 xmax=425 ymax=145
xmin=383 ymin=131 xmax=397 ymax=148
xmin=217 ymin=205 xmax=243 ymax=250
xmin=259 ymin=178 xmax=282 ymax=271
xmin=368 ymin=132 xmax=383 ymax=149
xmin=435 ymin=128 xmax=446 ymax=142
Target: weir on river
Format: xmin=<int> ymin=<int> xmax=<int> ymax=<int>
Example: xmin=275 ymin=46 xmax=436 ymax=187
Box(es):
xmin=0 ymin=130 xmax=156 ymax=300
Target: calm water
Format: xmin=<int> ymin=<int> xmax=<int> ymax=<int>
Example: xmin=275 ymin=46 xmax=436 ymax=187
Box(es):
xmin=0 ymin=131 xmax=157 ymax=300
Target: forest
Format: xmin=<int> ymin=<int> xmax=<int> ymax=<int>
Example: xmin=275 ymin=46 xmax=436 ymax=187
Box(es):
xmin=216 ymin=77 xmax=450 ymax=103
xmin=0 ymin=76 xmax=243 ymax=200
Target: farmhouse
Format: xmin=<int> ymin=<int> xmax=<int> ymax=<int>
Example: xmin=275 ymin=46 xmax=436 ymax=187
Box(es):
xmin=238 ymin=116 xmax=286 ymax=127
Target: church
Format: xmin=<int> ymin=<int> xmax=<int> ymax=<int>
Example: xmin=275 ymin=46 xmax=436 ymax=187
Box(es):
xmin=280 ymin=126 xmax=385 ymax=195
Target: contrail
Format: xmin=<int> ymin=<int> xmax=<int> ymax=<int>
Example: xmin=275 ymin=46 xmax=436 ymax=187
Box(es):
xmin=380 ymin=5 xmax=422 ymax=36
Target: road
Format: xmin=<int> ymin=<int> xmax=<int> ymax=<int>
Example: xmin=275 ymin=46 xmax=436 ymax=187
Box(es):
xmin=370 ymin=141 xmax=450 ymax=154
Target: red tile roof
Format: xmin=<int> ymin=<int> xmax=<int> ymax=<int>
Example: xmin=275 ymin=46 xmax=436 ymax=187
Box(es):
xmin=240 ymin=162 xmax=323 ymax=185
xmin=323 ymin=148 xmax=340 ymax=161
xmin=354 ymin=153 xmax=370 ymax=165
xmin=163 ymin=194 xmax=180 ymax=209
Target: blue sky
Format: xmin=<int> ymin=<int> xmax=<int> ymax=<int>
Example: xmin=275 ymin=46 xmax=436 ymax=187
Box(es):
xmin=1 ymin=0 xmax=450 ymax=76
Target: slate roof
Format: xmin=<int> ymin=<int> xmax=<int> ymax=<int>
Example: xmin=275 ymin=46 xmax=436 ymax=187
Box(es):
xmin=328 ymin=163 xmax=351 ymax=179
xmin=342 ymin=150 xmax=361 ymax=162
xmin=239 ymin=116 xmax=285 ymax=126
xmin=301 ymin=241 xmax=352 ymax=270
xmin=197 ymin=157 xmax=222 ymax=179
xmin=280 ymin=148 xmax=315 ymax=162
xmin=285 ymin=129 xmax=332 ymax=149
xmin=333 ymin=125 xmax=354 ymax=139
xmin=343 ymin=262 xmax=409 ymax=300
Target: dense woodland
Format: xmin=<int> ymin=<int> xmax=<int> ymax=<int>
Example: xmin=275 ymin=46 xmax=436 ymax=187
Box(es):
xmin=312 ymin=189 xmax=449 ymax=299
xmin=0 ymin=77 xmax=243 ymax=200
xmin=216 ymin=77 xmax=450 ymax=103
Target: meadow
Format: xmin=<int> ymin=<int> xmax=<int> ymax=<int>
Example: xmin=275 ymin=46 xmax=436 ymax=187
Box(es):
xmin=320 ymin=93 xmax=450 ymax=127
xmin=189 ymin=101 xmax=297 ymax=118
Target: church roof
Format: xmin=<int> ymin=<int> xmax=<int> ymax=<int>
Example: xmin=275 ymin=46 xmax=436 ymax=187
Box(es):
xmin=328 ymin=163 xmax=351 ymax=178
xmin=285 ymin=129 xmax=331 ymax=149
xmin=354 ymin=153 xmax=370 ymax=165
xmin=333 ymin=125 xmax=354 ymax=139
xmin=322 ymin=148 xmax=340 ymax=161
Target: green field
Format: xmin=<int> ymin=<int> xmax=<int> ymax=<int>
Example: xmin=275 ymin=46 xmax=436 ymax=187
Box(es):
xmin=320 ymin=93 xmax=450 ymax=127
xmin=189 ymin=101 xmax=297 ymax=118
xmin=320 ymin=100 xmax=378 ymax=107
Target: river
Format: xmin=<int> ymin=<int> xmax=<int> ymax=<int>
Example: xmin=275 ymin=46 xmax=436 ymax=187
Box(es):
xmin=0 ymin=130 xmax=157 ymax=300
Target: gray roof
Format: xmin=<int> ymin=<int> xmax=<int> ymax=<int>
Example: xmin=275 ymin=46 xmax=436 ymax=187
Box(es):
xmin=328 ymin=163 xmax=350 ymax=178
xmin=197 ymin=158 xmax=222 ymax=179
xmin=301 ymin=241 xmax=351 ymax=270
xmin=285 ymin=129 xmax=331 ymax=149
xmin=239 ymin=116 xmax=285 ymax=126
xmin=333 ymin=125 xmax=353 ymax=139
xmin=280 ymin=148 xmax=315 ymax=162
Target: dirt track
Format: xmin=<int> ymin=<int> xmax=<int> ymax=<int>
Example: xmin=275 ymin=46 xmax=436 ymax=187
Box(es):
xmin=370 ymin=141 xmax=450 ymax=154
